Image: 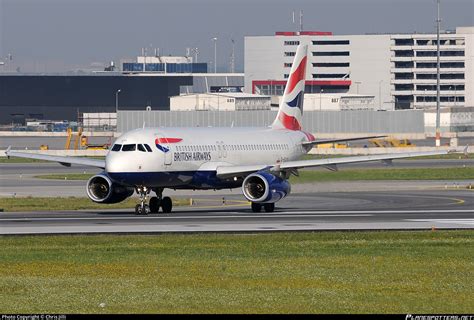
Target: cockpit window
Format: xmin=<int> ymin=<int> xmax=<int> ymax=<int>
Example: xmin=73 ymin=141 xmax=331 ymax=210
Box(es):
xmin=122 ymin=144 xmax=136 ymax=151
xmin=137 ymin=144 xmax=146 ymax=152
xmin=144 ymin=144 xmax=152 ymax=152
xmin=111 ymin=144 xmax=122 ymax=151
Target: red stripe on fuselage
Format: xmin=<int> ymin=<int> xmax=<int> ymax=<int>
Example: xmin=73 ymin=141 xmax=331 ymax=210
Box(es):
xmin=286 ymin=56 xmax=307 ymax=94
xmin=155 ymin=138 xmax=183 ymax=144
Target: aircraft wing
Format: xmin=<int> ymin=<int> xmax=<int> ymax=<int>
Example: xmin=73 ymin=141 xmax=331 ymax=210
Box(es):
xmin=5 ymin=147 xmax=106 ymax=168
xmin=216 ymin=149 xmax=455 ymax=178
xmin=301 ymin=135 xmax=386 ymax=147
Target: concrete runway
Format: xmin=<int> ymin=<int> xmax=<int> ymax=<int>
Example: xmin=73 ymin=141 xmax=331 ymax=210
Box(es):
xmin=1 ymin=190 xmax=473 ymax=235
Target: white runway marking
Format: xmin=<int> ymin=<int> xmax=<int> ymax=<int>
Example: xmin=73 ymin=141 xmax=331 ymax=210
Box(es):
xmin=407 ymin=219 xmax=474 ymax=226
xmin=0 ymin=214 xmax=374 ymax=222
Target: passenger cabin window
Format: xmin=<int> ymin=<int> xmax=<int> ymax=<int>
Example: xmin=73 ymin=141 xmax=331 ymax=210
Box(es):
xmin=111 ymin=144 xmax=122 ymax=152
xmin=137 ymin=144 xmax=146 ymax=152
xmin=122 ymin=144 xmax=136 ymax=151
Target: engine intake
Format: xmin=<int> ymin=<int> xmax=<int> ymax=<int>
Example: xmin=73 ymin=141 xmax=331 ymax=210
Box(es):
xmin=242 ymin=172 xmax=290 ymax=203
xmin=86 ymin=174 xmax=134 ymax=204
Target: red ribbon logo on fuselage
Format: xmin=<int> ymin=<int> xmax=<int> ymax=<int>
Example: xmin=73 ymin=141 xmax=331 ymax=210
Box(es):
xmin=155 ymin=137 xmax=182 ymax=153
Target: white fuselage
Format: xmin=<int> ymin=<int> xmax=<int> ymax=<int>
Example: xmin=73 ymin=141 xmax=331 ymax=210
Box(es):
xmin=105 ymin=127 xmax=310 ymax=189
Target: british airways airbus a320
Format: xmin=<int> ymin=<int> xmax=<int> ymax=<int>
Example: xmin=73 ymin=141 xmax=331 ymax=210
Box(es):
xmin=6 ymin=45 xmax=456 ymax=214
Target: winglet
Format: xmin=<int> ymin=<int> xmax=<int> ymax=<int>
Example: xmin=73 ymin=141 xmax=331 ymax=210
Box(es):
xmin=464 ymin=145 xmax=469 ymax=158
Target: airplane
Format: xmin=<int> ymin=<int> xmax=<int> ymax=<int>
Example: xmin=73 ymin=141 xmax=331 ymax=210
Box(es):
xmin=5 ymin=44 xmax=457 ymax=215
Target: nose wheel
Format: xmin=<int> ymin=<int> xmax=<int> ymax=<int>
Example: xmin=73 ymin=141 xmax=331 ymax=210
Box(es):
xmin=135 ymin=187 xmax=173 ymax=215
xmin=135 ymin=186 xmax=151 ymax=215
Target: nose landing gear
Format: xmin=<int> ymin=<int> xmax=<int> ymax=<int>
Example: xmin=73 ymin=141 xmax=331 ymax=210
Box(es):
xmin=134 ymin=187 xmax=173 ymax=215
xmin=135 ymin=186 xmax=151 ymax=215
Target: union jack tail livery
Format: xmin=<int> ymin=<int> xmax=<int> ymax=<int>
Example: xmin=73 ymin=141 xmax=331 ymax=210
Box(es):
xmin=272 ymin=44 xmax=308 ymax=131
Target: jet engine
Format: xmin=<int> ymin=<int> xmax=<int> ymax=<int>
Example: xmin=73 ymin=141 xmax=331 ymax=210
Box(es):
xmin=242 ymin=172 xmax=290 ymax=203
xmin=86 ymin=174 xmax=134 ymax=204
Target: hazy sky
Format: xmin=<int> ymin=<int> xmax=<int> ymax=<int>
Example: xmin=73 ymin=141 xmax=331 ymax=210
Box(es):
xmin=0 ymin=0 xmax=473 ymax=72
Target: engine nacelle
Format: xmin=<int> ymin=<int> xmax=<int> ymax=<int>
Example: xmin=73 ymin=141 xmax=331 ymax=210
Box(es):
xmin=242 ymin=172 xmax=291 ymax=203
xmin=86 ymin=174 xmax=134 ymax=204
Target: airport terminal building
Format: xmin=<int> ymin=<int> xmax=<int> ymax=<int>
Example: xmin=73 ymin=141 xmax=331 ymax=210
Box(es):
xmin=245 ymin=26 xmax=474 ymax=110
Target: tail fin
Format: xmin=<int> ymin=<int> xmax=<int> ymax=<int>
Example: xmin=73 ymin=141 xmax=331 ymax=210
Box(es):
xmin=272 ymin=44 xmax=308 ymax=131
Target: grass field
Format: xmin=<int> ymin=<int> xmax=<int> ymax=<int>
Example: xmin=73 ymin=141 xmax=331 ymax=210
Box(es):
xmin=0 ymin=231 xmax=472 ymax=313
xmin=34 ymin=167 xmax=474 ymax=183
xmin=290 ymin=167 xmax=474 ymax=183
xmin=0 ymin=197 xmax=189 ymax=212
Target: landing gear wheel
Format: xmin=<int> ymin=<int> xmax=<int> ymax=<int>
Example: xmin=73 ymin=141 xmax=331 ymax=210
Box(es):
xmin=135 ymin=204 xmax=150 ymax=215
xmin=161 ymin=196 xmax=173 ymax=213
xmin=264 ymin=203 xmax=275 ymax=213
xmin=149 ymin=197 xmax=160 ymax=213
xmin=251 ymin=202 xmax=262 ymax=213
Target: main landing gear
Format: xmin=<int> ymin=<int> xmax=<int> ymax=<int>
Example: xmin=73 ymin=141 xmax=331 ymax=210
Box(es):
xmin=251 ymin=202 xmax=275 ymax=213
xmin=135 ymin=187 xmax=173 ymax=215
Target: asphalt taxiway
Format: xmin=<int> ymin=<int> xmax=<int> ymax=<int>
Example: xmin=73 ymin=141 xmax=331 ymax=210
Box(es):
xmin=1 ymin=190 xmax=473 ymax=235
xmin=1 ymin=161 xmax=473 ymax=235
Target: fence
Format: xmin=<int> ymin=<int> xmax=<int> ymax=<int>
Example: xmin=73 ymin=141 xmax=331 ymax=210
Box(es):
xmin=117 ymin=110 xmax=424 ymax=134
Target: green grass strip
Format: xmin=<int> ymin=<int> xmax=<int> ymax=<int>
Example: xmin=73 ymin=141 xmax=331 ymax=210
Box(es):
xmin=0 ymin=231 xmax=472 ymax=313
xmin=0 ymin=197 xmax=189 ymax=212
xmin=291 ymin=167 xmax=474 ymax=183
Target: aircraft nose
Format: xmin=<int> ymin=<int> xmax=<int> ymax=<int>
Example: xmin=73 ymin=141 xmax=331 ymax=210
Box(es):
xmin=105 ymin=153 xmax=122 ymax=173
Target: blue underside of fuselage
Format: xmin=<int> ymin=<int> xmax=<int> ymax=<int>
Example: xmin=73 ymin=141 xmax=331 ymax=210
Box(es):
xmin=107 ymin=170 xmax=241 ymax=190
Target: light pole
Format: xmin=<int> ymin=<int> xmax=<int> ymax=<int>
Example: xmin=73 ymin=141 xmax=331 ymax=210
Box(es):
xmin=435 ymin=0 xmax=441 ymax=147
xmin=355 ymin=81 xmax=361 ymax=94
xmin=115 ymin=89 xmax=121 ymax=113
xmin=212 ymin=37 xmax=217 ymax=73
xmin=319 ymin=88 xmax=324 ymax=111
xmin=378 ymin=80 xmax=383 ymax=108
xmin=454 ymin=85 xmax=457 ymax=107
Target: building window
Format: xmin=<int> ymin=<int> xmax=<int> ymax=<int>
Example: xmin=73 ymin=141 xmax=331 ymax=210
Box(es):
xmin=416 ymin=50 xmax=464 ymax=57
xmin=312 ymin=74 xmax=348 ymax=78
xmin=394 ymin=61 xmax=414 ymax=68
xmin=416 ymin=62 xmax=465 ymax=68
xmin=394 ymin=39 xmax=414 ymax=46
xmin=284 ymin=41 xmax=300 ymax=46
xmin=394 ymin=50 xmax=414 ymax=57
xmin=394 ymin=84 xmax=414 ymax=91
xmin=284 ymin=52 xmax=296 ymax=57
xmin=312 ymin=40 xmax=349 ymax=45
xmin=313 ymin=62 xmax=350 ymax=67
xmin=312 ymin=51 xmax=349 ymax=56
xmin=416 ymin=73 xmax=465 ymax=80
xmin=394 ymin=73 xmax=414 ymax=80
